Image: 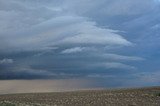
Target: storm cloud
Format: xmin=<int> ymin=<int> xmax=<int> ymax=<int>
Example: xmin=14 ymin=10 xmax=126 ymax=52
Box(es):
xmin=0 ymin=0 xmax=160 ymax=87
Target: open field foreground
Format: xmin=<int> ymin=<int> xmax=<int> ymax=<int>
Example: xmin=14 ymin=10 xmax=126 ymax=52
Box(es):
xmin=0 ymin=87 xmax=160 ymax=106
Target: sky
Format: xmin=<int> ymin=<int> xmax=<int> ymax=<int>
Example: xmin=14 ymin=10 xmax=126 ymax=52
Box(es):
xmin=0 ymin=0 xmax=160 ymax=87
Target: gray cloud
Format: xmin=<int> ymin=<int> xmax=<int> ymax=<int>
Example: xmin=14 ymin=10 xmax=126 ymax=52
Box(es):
xmin=0 ymin=0 xmax=159 ymax=85
xmin=64 ymin=0 xmax=154 ymax=16
xmin=134 ymin=71 xmax=160 ymax=83
xmin=87 ymin=74 xmax=115 ymax=78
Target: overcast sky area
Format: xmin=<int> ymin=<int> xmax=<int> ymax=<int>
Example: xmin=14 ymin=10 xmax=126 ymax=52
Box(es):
xmin=0 ymin=0 xmax=160 ymax=88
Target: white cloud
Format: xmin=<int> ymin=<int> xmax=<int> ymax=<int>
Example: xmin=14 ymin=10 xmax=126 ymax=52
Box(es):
xmin=104 ymin=62 xmax=136 ymax=70
xmin=102 ymin=53 xmax=144 ymax=61
xmin=61 ymin=47 xmax=85 ymax=54
xmin=0 ymin=58 xmax=13 ymax=64
xmin=98 ymin=62 xmax=136 ymax=70
xmin=0 ymin=1 xmax=132 ymax=53
xmin=59 ymin=23 xmax=131 ymax=46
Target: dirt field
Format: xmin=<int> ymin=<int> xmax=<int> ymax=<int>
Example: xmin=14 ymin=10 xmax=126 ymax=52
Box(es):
xmin=0 ymin=87 xmax=160 ymax=106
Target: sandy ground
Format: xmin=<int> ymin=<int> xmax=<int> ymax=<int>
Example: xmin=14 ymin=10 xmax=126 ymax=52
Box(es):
xmin=0 ymin=86 xmax=160 ymax=106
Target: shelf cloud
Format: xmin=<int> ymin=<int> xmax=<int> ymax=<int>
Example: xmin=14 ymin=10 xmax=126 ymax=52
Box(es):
xmin=0 ymin=0 xmax=159 ymax=87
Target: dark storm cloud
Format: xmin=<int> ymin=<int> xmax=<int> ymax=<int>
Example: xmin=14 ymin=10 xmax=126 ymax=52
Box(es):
xmin=0 ymin=0 xmax=159 ymax=86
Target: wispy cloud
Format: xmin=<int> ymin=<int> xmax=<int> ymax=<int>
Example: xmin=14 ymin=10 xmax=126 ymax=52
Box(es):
xmin=102 ymin=53 xmax=144 ymax=61
xmin=0 ymin=15 xmax=131 ymax=53
xmin=94 ymin=62 xmax=136 ymax=70
xmin=0 ymin=58 xmax=13 ymax=64
xmin=61 ymin=47 xmax=85 ymax=54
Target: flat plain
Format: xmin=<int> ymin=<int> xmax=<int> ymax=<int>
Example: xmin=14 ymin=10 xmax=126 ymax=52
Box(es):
xmin=0 ymin=87 xmax=160 ymax=106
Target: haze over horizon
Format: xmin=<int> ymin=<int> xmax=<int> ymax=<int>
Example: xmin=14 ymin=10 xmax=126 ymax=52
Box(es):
xmin=0 ymin=0 xmax=160 ymax=88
